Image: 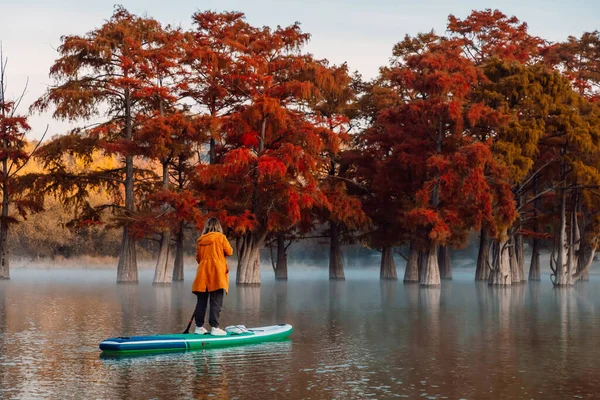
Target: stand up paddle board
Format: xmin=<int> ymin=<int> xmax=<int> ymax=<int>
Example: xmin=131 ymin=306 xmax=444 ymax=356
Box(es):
xmin=99 ymin=324 xmax=293 ymax=353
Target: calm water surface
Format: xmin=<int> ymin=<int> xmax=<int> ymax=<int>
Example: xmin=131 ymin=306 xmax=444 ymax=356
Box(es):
xmin=1 ymin=267 xmax=600 ymax=399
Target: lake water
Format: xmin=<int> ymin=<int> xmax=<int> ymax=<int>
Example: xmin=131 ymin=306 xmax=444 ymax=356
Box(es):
xmin=1 ymin=267 xmax=599 ymax=399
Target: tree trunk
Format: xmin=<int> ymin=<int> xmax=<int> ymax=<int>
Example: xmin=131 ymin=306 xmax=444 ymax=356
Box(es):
xmin=117 ymin=89 xmax=138 ymax=283
xmin=419 ymin=119 xmax=442 ymax=287
xmin=380 ymin=245 xmax=397 ymax=280
xmin=552 ymin=185 xmax=570 ymax=286
xmin=475 ymin=227 xmax=490 ymax=281
xmin=572 ymin=244 xmax=597 ymax=282
xmin=438 ymin=245 xmax=452 ymax=280
xmin=509 ymin=236 xmax=520 ymax=284
xmin=329 ymin=221 xmax=344 ymax=280
xmin=579 ymin=265 xmax=589 ymax=281
xmin=529 ymin=175 xmax=541 ymax=281
xmin=420 ymin=242 xmax=441 ymax=286
xmin=275 ymin=232 xmax=288 ymax=280
xmin=529 ymin=238 xmax=541 ymax=281
xmin=117 ymin=225 xmax=138 ymax=283
xmin=418 ymin=249 xmax=426 ymax=281
xmin=0 ymin=74 xmax=9 ymax=280
xmin=0 ymin=180 xmax=9 ymax=279
xmin=489 ymin=234 xmax=512 ymax=286
xmin=403 ymin=240 xmax=419 ymax=283
xmin=172 ymin=222 xmax=184 ymax=281
xmin=236 ymin=230 xmax=265 ymax=285
xmin=516 ymin=233 xmax=526 ymax=283
xmin=153 ymin=161 xmax=172 ymax=285
xmin=574 ymin=195 xmax=589 ymax=281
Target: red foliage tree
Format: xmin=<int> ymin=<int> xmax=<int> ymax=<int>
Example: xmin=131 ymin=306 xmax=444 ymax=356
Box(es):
xmin=192 ymin=21 xmax=338 ymax=284
xmin=0 ymin=49 xmax=46 ymax=279
xmin=359 ymin=32 xmax=516 ymax=286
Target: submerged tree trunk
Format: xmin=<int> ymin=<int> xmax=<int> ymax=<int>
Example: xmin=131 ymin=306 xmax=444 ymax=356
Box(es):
xmin=153 ymin=231 xmax=172 ymax=284
xmin=438 ymin=245 xmax=452 ymax=280
xmin=329 ymin=221 xmax=344 ymax=280
xmin=380 ymin=245 xmax=397 ymax=280
xmin=579 ymin=263 xmax=590 ymax=281
xmin=237 ymin=230 xmax=266 ymax=285
xmin=475 ymin=227 xmax=490 ymax=281
xmin=0 ymin=72 xmax=10 ymax=279
xmin=552 ymin=186 xmax=570 ymax=286
xmin=172 ymin=222 xmax=184 ymax=281
xmin=489 ymin=234 xmax=511 ymax=286
xmin=0 ymin=213 xmax=8 ymax=279
xmin=418 ymin=249 xmax=426 ymax=281
xmin=404 ymin=240 xmax=419 ymax=283
xmin=529 ymin=238 xmax=541 ymax=281
xmin=275 ymin=232 xmax=288 ymax=280
xmin=153 ymin=162 xmax=172 ymax=285
xmin=117 ymin=90 xmax=138 ymax=283
xmin=117 ymin=225 xmax=138 ymax=283
xmin=573 ymin=197 xmax=589 ymax=282
xmin=420 ymin=242 xmax=441 ymax=286
xmin=509 ymin=236 xmax=521 ymax=284
xmin=0 ymin=180 xmax=9 ymax=279
xmin=529 ymin=175 xmax=541 ymax=281
xmin=515 ymin=233 xmax=526 ymax=283
xmin=573 ymin=244 xmax=597 ymax=283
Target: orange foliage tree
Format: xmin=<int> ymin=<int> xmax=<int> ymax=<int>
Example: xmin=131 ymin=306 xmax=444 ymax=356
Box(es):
xmin=33 ymin=7 xmax=179 ymax=282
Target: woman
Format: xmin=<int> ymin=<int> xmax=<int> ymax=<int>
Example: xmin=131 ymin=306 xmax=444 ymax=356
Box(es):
xmin=192 ymin=217 xmax=233 ymax=335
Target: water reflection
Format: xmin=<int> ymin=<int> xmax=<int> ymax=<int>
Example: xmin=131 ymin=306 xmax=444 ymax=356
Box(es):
xmin=0 ymin=269 xmax=600 ymax=399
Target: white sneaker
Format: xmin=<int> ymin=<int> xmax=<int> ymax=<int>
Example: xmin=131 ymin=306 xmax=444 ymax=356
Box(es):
xmin=194 ymin=326 xmax=208 ymax=334
xmin=210 ymin=327 xmax=227 ymax=336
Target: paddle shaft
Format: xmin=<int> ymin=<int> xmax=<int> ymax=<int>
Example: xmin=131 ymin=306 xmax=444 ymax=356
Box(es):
xmin=183 ymin=312 xmax=194 ymax=334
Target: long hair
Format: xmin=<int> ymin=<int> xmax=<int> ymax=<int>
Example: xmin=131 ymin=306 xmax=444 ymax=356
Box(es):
xmin=202 ymin=217 xmax=223 ymax=235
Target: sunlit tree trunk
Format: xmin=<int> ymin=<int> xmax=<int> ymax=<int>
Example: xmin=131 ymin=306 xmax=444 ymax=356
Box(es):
xmin=117 ymin=89 xmax=138 ymax=283
xmin=236 ymin=230 xmax=265 ymax=285
xmin=380 ymin=245 xmax=397 ymax=280
xmin=153 ymin=161 xmax=172 ymax=284
xmin=489 ymin=233 xmax=512 ymax=286
xmin=420 ymin=242 xmax=441 ymax=286
xmin=552 ymin=185 xmax=569 ymax=286
xmin=403 ymin=240 xmax=419 ymax=283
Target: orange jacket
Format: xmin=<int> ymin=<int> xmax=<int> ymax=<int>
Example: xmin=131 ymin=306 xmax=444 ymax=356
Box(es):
xmin=192 ymin=232 xmax=234 ymax=293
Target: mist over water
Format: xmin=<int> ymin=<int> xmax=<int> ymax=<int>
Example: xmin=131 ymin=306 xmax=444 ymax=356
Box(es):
xmin=1 ymin=266 xmax=599 ymax=399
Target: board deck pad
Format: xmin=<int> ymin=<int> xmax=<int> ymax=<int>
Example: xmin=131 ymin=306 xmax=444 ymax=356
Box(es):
xmin=99 ymin=324 xmax=293 ymax=353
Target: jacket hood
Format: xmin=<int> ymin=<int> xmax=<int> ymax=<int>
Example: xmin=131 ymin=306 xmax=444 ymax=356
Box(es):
xmin=197 ymin=232 xmax=221 ymax=246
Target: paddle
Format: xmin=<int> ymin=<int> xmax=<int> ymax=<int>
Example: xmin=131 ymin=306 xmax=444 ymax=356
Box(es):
xmin=183 ymin=312 xmax=194 ymax=334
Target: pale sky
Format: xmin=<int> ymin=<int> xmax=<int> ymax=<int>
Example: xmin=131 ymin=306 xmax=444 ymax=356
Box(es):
xmin=1 ymin=0 xmax=599 ymax=139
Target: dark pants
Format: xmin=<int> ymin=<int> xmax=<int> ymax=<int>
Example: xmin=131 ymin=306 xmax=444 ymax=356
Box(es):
xmin=194 ymin=289 xmax=224 ymax=328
